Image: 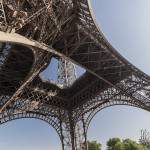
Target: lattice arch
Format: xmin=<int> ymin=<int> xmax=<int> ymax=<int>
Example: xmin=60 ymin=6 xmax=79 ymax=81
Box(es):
xmin=81 ymin=97 xmax=150 ymax=135
xmin=0 ymin=111 xmax=63 ymax=140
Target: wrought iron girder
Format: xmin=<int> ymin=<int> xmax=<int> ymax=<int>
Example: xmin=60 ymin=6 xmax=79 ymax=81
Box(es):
xmin=0 ymin=31 xmax=149 ymax=112
xmin=0 ymin=106 xmax=88 ymax=150
xmin=0 ymin=110 xmax=63 ymax=139
xmin=1 ymin=0 xmax=135 ymax=87
xmin=116 ymin=74 xmax=150 ymax=95
xmin=70 ymin=51 xmax=150 ymax=111
xmin=56 ymin=112 xmax=88 ymax=150
xmin=73 ymin=80 xmax=150 ymax=123
xmin=72 ymin=92 xmax=150 ymax=135
xmin=0 ymin=46 xmax=49 ymax=113
xmin=78 ymin=98 xmax=139 ymax=134
xmin=1 ymin=1 xmax=150 ymax=150
xmin=2 ymin=0 xmax=75 ymax=41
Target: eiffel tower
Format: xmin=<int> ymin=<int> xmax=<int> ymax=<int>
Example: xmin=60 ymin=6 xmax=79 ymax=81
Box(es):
xmin=0 ymin=0 xmax=150 ymax=150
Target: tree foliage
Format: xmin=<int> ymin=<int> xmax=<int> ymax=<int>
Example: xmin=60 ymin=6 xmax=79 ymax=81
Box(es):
xmin=88 ymin=141 xmax=102 ymax=150
xmin=107 ymin=138 xmax=149 ymax=150
xmin=87 ymin=137 xmax=149 ymax=150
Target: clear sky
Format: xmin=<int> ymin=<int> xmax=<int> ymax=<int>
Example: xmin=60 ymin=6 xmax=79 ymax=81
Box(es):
xmin=1 ymin=0 xmax=150 ymax=149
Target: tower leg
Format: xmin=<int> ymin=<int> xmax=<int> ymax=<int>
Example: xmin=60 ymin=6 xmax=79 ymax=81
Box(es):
xmin=59 ymin=113 xmax=88 ymax=150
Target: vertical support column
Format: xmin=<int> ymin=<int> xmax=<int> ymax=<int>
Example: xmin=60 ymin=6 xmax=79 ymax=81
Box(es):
xmin=82 ymin=116 xmax=88 ymax=150
xmin=69 ymin=111 xmax=76 ymax=150
xmin=60 ymin=119 xmax=65 ymax=150
xmin=59 ymin=111 xmax=88 ymax=150
xmin=75 ymin=118 xmax=88 ymax=150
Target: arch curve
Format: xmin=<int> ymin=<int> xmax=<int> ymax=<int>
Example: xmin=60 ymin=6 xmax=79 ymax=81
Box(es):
xmin=0 ymin=111 xmax=62 ymax=140
xmin=84 ymin=98 xmax=149 ymax=134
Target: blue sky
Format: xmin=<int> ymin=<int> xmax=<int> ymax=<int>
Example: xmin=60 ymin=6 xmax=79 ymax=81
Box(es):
xmin=1 ymin=0 xmax=150 ymax=149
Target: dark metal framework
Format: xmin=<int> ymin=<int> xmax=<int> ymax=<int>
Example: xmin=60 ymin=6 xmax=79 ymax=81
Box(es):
xmin=57 ymin=58 xmax=76 ymax=87
xmin=0 ymin=0 xmax=150 ymax=149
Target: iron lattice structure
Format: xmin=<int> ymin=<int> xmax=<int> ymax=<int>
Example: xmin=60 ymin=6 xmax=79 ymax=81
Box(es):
xmin=0 ymin=0 xmax=150 ymax=150
xmin=57 ymin=58 xmax=76 ymax=87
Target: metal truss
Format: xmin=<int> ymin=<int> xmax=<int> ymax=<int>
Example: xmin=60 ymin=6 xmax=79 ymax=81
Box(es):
xmin=1 ymin=0 xmax=150 ymax=150
xmin=0 ymin=0 xmax=7 ymax=29
xmin=57 ymin=58 xmax=76 ymax=87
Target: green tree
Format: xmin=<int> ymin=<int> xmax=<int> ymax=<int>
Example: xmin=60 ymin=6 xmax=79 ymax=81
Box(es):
xmin=114 ymin=141 xmax=124 ymax=150
xmin=107 ymin=138 xmax=149 ymax=150
xmin=88 ymin=141 xmax=101 ymax=150
xmin=123 ymin=139 xmax=142 ymax=150
xmin=107 ymin=138 xmax=121 ymax=150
